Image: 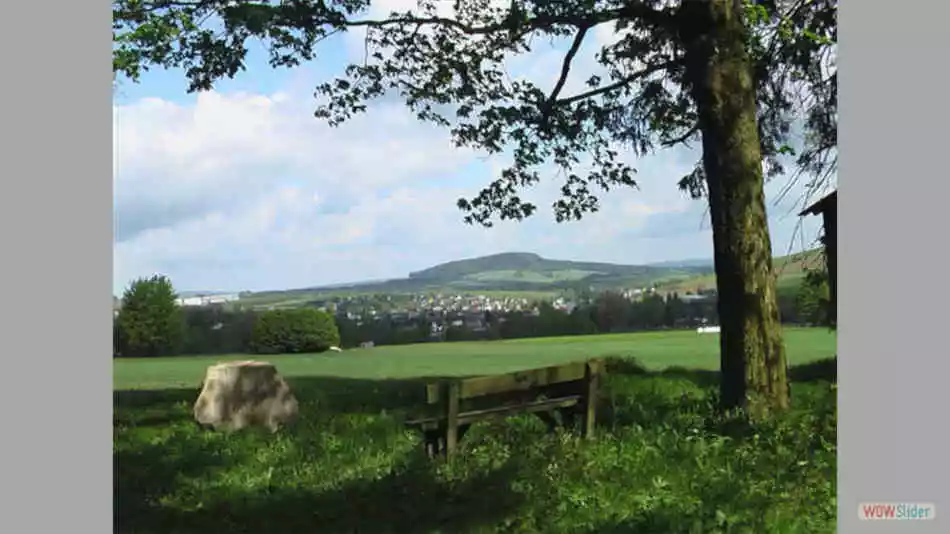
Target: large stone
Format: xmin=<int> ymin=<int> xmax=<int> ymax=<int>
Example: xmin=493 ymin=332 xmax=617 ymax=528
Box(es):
xmin=193 ymin=361 xmax=299 ymax=431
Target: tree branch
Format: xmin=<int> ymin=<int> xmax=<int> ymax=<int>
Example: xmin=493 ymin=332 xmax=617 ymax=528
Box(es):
xmin=539 ymin=25 xmax=591 ymax=125
xmin=661 ymin=124 xmax=699 ymax=148
xmin=132 ymin=0 xmax=676 ymax=36
xmin=554 ymin=59 xmax=682 ymax=107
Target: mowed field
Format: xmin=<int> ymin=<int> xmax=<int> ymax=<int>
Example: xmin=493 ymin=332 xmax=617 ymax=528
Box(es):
xmin=114 ymin=328 xmax=837 ymax=534
xmin=113 ymin=327 xmax=834 ymax=390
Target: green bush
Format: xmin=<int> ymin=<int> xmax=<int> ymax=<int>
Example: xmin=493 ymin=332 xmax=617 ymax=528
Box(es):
xmin=603 ymin=355 xmax=648 ymax=375
xmin=250 ymin=308 xmax=341 ymax=354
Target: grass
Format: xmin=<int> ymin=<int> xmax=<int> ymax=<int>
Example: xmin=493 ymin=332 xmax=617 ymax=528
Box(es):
xmin=113 ymin=328 xmax=834 ymax=390
xmin=114 ymin=328 xmax=837 ymax=534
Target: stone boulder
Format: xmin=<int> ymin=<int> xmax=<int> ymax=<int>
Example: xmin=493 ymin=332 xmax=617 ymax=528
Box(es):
xmin=193 ymin=361 xmax=299 ymax=431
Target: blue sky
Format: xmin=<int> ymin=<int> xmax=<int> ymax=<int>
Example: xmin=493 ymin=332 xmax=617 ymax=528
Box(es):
xmin=113 ymin=1 xmax=830 ymax=295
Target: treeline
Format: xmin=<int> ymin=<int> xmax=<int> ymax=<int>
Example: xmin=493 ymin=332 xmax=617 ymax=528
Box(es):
xmin=114 ymin=270 xmax=830 ymax=358
xmin=113 ymin=275 xmax=341 ymax=358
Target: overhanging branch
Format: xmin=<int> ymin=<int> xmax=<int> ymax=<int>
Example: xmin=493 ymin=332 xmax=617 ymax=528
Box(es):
xmin=539 ymin=24 xmax=591 ymax=126
xmin=554 ymin=59 xmax=682 ymax=107
xmin=661 ymin=124 xmax=699 ymax=147
xmin=131 ymin=0 xmax=676 ymax=37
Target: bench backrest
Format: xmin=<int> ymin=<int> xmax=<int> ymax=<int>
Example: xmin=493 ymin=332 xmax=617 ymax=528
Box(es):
xmin=424 ymin=359 xmax=603 ymax=406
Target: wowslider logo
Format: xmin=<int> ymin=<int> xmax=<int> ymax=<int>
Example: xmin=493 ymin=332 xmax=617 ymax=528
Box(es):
xmin=859 ymin=503 xmax=936 ymax=521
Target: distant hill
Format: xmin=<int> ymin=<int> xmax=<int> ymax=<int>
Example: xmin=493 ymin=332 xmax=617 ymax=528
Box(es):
xmin=645 ymin=258 xmax=714 ymax=269
xmin=356 ymin=252 xmax=712 ymax=293
xmin=236 ymin=249 xmax=823 ymax=307
xmin=406 ymin=252 xmax=707 ymax=287
xmin=236 ymin=252 xmax=714 ymax=307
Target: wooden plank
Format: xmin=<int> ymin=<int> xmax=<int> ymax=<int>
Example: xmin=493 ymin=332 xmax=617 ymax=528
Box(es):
xmin=407 ymin=395 xmax=582 ymax=428
xmin=581 ymin=360 xmax=601 ymax=439
xmin=457 ymin=396 xmax=581 ymax=425
xmin=461 ymin=362 xmax=587 ymax=399
xmin=425 ymin=382 xmax=440 ymax=404
xmin=423 ymin=362 xmax=590 ymax=405
xmin=444 ymin=381 xmax=460 ymax=457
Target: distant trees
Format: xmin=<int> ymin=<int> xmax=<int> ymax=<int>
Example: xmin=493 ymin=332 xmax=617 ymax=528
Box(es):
xmin=594 ymin=292 xmax=631 ymax=333
xmin=181 ymin=306 xmax=257 ymax=355
xmin=250 ymin=308 xmax=341 ymax=354
xmin=113 ymin=276 xmax=822 ymax=357
xmin=114 ymin=275 xmax=184 ymax=357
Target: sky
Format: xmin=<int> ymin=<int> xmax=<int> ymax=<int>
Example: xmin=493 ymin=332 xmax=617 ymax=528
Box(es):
xmin=112 ymin=1 xmax=831 ymax=295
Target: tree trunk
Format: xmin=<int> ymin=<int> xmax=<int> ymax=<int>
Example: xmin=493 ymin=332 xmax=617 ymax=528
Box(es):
xmin=680 ymin=0 xmax=790 ymax=417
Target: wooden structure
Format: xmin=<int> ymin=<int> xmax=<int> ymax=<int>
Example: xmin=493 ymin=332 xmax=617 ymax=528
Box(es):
xmin=405 ymin=360 xmax=603 ymax=458
xmin=800 ymin=190 xmax=837 ymax=326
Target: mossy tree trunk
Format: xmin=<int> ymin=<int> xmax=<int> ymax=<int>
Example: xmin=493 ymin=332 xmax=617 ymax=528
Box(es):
xmin=680 ymin=0 xmax=790 ymax=417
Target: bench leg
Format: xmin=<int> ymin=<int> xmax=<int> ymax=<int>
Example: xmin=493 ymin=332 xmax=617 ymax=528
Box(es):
xmin=581 ymin=361 xmax=600 ymax=439
xmin=558 ymin=407 xmax=578 ymax=429
xmin=534 ymin=410 xmax=560 ymax=432
xmin=423 ymin=429 xmax=441 ymax=459
xmin=445 ymin=382 xmax=460 ymax=458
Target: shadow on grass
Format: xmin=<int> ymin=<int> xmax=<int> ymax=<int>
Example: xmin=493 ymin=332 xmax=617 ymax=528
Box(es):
xmin=115 ymin=359 xmax=837 ymax=534
xmin=598 ymin=357 xmax=837 ymax=439
xmin=114 ymin=356 xmax=835 ymax=425
xmin=114 ymin=429 xmax=253 ymax=530
xmin=115 ymin=376 xmax=525 ymax=534
xmin=645 ymin=356 xmax=837 ymax=389
xmin=114 ymin=375 xmax=473 ymax=423
xmin=125 ymin=453 xmax=526 ymax=534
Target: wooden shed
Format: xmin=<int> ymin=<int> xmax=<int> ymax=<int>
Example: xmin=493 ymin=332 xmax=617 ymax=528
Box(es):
xmin=799 ymin=190 xmax=837 ymax=326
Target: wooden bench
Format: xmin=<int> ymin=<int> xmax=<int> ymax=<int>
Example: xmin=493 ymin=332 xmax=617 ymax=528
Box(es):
xmin=405 ymin=359 xmax=603 ymax=458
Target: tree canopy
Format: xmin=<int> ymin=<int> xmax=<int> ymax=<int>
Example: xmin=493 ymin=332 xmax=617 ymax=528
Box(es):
xmin=113 ymin=0 xmax=835 ymax=224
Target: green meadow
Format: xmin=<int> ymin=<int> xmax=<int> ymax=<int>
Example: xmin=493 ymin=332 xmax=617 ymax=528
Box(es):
xmin=114 ymin=328 xmax=837 ymax=534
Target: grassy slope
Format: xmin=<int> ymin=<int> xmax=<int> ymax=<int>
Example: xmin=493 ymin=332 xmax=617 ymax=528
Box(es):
xmin=657 ymin=249 xmax=823 ymax=294
xmin=113 ymin=327 xmax=835 ymax=390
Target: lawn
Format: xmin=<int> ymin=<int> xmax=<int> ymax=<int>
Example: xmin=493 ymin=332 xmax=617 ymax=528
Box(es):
xmin=113 ymin=327 xmax=835 ymax=390
xmin=114 ymin=328 xmax=837 ymax=534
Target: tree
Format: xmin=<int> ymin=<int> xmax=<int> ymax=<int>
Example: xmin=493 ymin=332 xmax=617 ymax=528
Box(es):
xmin=593 ymin=291 xmax=630 ymax=333
xmin=663 ymin=292 xmax=687 ymax=327
xmin=114 ymin=0 xmax=836 ymax=416
xmin=796 ymin=266 xmax=830 ymax=326
xmin=114 ymin=275 xmax=184 ymax=357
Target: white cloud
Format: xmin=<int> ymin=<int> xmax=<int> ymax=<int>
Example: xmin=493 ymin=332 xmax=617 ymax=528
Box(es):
xmin=113 ymin=89 xmax=474 ymax=242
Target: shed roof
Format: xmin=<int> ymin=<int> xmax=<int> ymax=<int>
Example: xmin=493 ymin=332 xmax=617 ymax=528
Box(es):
xmin=799 ymin=190 xmax=837 ymax=216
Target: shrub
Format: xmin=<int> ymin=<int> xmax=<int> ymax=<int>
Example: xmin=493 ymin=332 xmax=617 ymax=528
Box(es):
xmin=250 ymin=308 xmax=341 ymax=354
xmin=603 ymin=355 xmax=648 ymax=375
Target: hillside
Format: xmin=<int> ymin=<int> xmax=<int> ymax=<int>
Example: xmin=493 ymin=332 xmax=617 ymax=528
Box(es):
xmin=234 ymin=249 xmax=823 ymax=307
xmin=235 ymin=252 xmax=715 ymax=306
xmin=405 ymin=252 xmax=710 ymax=289
xmin=655 ymin=249 xmax=824 ymax=295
